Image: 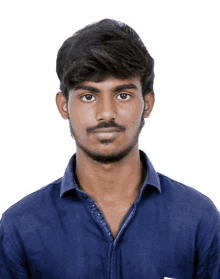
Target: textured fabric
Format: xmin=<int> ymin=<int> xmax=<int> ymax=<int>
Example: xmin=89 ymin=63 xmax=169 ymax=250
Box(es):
xmin=0 ymin=149 xmax=220 ymax=278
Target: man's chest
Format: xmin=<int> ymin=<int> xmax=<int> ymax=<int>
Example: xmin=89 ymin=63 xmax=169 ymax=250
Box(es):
xmin=23 ymin=197 xmax=197 ymax=278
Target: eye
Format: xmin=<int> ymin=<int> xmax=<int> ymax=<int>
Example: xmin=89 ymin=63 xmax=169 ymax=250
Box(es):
xmin=81 ymin=94 xmax=95 ymax=102
xmin=117 ymin=93 xmax=131 ymax=100
xmin=80 ymin=93 xmax=131 ymax=102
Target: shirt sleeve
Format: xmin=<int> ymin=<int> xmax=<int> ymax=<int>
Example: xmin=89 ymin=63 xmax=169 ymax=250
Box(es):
xmin=194 ymin=208 xmax=220 ymax=278
xmin=0 ymin=214 xmax=29 ymax=279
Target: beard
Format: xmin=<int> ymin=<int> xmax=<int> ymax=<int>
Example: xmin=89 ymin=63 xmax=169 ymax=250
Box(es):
xmin=67 ymin=106 xmax=146 ymax=165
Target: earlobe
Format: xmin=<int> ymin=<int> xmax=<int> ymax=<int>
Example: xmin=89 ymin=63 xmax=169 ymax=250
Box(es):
xmin=56 ymin=92 xmax=69 ymax=120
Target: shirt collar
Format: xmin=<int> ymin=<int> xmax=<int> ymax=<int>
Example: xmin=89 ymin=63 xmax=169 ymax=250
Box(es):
xmin=60 ymin=149 xmax=161 ymax=198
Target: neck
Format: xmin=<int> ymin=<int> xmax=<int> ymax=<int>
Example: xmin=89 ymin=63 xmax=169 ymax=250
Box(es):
xmin=74 ymin=149 xmax=147 ymax=201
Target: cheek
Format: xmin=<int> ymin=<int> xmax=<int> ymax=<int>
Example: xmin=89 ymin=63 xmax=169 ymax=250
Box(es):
xmin=83 ymin=107 xmax=95 ymax=122
xmin=70 ymin=106 xmax=97 ymax=138
xmin=70 ymin=105 xmax=92 ymax=125
xmin=119 ymin=105 xmax=142 ymax=125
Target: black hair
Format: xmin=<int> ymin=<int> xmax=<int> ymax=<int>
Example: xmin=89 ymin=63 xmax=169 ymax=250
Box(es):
xmin=56 ymin=19 xmax=155 ymax=103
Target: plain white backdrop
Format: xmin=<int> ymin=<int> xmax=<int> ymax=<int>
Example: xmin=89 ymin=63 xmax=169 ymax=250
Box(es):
xmin=0 ymin=0 xmax=219 ymax=216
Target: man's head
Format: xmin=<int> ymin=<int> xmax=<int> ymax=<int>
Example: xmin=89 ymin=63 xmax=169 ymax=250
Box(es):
xmin=56 ymin=18 xmax=155 ymax=103
xmin=56 ymin=19 xmax=155 ymax=164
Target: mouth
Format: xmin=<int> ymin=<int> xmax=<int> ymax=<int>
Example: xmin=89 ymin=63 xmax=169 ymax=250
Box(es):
xmin=92 ymin=131 xmax=121 ymax=139
xmin=92 ymin=128 xmax=121 ymax=133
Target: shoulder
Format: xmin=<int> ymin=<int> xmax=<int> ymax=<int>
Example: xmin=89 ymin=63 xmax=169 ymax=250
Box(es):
xmin=1 ymin=177 xmax=63 ymax=227
xmin=157 ymin=172 xmax=219 ymax=223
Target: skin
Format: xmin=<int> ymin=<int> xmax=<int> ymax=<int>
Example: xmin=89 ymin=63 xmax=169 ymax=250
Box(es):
xmin=56 ymin=76 xmax=155 ymax=206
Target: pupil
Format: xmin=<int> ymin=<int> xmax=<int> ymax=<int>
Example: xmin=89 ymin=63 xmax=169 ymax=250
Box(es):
xmin=86 ymin=95 xmax=92 ymax=100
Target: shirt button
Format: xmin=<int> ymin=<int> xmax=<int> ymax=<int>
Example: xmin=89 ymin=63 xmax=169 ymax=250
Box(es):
xmin=82 ymin=194 xmax=88 ymax=199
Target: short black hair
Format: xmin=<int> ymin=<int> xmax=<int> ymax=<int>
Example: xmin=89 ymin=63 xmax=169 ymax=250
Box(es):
xmin=56 ymin=19 xmax=155 ymax=102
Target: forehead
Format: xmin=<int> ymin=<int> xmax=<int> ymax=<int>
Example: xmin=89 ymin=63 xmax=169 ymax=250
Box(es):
xmin=73 ymin=76 xmax=142 ymax=92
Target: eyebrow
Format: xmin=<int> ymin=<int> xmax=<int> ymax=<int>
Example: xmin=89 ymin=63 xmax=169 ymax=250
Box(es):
xmin=74 ymin=83 xmax=138 ymax=94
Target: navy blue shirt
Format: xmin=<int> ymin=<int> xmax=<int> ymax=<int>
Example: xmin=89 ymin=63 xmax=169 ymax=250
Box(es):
xmin=0 ymin=149 xmax=220 ymax=278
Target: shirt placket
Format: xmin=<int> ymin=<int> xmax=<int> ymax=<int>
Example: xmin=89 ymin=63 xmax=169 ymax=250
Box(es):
xmin=81 ymin=193 xmax=137 ymax=279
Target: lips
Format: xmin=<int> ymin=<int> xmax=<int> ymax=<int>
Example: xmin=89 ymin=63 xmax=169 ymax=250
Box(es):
xmin=92 ymin=128 xmax=121 ymax=133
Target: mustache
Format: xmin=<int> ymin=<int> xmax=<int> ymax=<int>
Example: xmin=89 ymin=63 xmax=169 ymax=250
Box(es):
xmin=88 ymin=121 xmax=125 ymax=133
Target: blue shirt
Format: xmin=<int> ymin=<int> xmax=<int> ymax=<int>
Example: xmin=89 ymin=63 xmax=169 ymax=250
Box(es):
xmin=0 ymin=149 xmax=220 ymax=278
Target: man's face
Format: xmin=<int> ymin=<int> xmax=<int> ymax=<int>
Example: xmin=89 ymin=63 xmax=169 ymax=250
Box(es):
xmin=57 ymin=77 xmax=154 ymax=164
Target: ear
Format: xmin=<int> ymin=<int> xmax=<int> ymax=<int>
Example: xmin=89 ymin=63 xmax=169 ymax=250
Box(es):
xmin=143 ymin=92 xmax=155 ymax=118
xmin=56 ymin=92 xmax=69 ymax=120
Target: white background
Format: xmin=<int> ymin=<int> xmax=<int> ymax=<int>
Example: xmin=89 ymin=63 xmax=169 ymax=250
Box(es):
xmin=0 ymin=0 xmax=219 ymax=216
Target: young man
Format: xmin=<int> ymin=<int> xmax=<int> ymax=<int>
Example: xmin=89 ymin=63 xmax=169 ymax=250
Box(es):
xmin=0 ymin=19 xmax=219 ymax=278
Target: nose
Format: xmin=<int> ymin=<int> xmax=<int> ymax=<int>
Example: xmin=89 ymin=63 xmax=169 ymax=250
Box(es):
xmin=96 ymin=96 xmax=117 ymax=121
